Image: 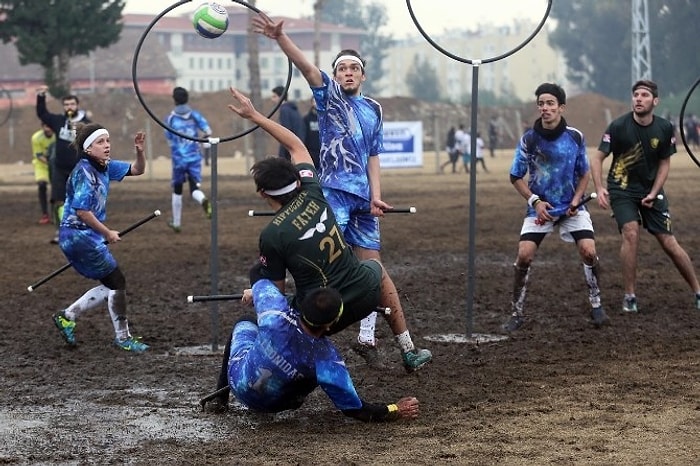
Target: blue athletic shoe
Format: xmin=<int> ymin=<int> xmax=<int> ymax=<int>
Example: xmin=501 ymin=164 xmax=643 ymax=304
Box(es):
xmin=53 ymin=312 xmax=76 ymax=346
xmin=114 ymin=336 xmax=149 ymax=352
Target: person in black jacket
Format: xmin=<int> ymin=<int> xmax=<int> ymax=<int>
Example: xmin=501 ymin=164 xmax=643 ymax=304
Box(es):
xmin=271 ymin=86 xmax=305 ymax=161
xmin=302 ymin=97 xmax=321 ymax=168
xmin=36 ymin=85 xmax=91 ymax=244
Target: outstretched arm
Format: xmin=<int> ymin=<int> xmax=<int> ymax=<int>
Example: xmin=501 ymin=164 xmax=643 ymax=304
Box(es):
xmin=227 ymin=88 xmax=313 ymax=166
xmin=342 ymin=397 xmax=420 ymax=422
xmin=251 ymin=12 xmax=323 ymax=87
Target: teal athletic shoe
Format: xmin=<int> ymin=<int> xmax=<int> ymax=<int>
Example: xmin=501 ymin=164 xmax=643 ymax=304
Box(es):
xmin=53 ymin=312 xmax=76 ymax=346
xmin=114 ymin=337 xmax=149 ymax=352
xmin=402 ymin=348 xmax=432 ymax=373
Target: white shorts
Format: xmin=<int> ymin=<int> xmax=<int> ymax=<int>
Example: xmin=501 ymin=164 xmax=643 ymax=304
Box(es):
xmin=520 ymin=210 xmax=594 ymax=243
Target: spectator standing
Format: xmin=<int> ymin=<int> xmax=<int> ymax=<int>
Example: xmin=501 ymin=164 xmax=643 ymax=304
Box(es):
xmin=488 ymin=115 xmax=499 ymax=158
xmin=36 ymin=85 xmax=91 ymax=243
xmin=474 ymin=132 xmax=488 ymax=173
xmin=271 ymin=85 xmax=306 ymax=161
xmin=455 ymin=124 xmax=471 ymax=173
xmin=302 ymin=97 xmax=321 ymax=168
xmin=31 ymin=122 xmax=55 ymax=225
xmin=440 ymin=126 xmax=459 ymax=173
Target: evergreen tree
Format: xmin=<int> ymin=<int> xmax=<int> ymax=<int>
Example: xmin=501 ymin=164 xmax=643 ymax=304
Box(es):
xmin=406 ymin=54 xmax=441 ymax=102
xmin=548 ymin=0 xmax=700 ymax=101
xmin=0 ymin=0 xmax=124 ymax=97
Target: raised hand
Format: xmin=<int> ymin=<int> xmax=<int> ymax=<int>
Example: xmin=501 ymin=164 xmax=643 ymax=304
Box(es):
xmin=251 ymin=12 xmax=284 ymax=40
xmin=134 ymin=131 xmax=145 ymax=152
xmin=227 ymin=88 xmax=258 ymax=120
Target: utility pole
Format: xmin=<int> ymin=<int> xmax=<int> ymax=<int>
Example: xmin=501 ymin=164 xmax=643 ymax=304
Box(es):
xmin=631 ymin=0 xmax=652 ymax=82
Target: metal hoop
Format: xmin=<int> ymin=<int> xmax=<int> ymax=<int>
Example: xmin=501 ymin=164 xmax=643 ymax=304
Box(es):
xmin=678 ymin=75 xmax=700 ymax=168
xmin=131 ymin=0 xmax=293 ymax=143
xmin=0 ymin=87 xmax=13 ymax=127
xmin=405 ymin=0 xmax=553 ymax=64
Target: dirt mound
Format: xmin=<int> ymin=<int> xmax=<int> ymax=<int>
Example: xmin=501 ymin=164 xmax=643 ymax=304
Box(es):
xmin=0 ymin=90 xmax=628 ymax=165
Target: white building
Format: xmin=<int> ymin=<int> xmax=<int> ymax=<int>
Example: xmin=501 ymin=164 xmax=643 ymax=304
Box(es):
xmin=376 ymin=21 xmax=569 ymax=103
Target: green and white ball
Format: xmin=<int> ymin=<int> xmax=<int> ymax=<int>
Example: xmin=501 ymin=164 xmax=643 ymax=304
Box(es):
xmin=192 ymin=2 xmax=229 ymax=39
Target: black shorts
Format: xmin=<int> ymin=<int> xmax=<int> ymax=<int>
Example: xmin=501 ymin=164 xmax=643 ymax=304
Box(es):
xmin=327 ymin=259 xmax=383 ymax=334
xmin=50 ymin=165 xmax=73 ymax=204
xmin=609 ymin=191 xmax=671 ymax=234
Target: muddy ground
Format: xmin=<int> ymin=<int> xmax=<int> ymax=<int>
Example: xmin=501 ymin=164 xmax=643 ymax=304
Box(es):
xmin=1 ymin=152 xmax=698 ymax=465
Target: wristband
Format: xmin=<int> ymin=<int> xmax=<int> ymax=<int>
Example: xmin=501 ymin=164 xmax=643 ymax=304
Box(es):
xmin=527 ymin=194 xmax=540 ymax=208
xmin=386 ymin=403 xmax=399 ymax=420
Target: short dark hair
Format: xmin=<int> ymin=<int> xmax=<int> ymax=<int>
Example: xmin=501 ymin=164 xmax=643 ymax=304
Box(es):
xmin=272 ymin=86 xmax=286 ymax=100
xmin=173 ymin=87 xmax=189 ymax=105
xmin=250 ymin=157 xmax=300 ymax=203
xmin=632 ymin=79 xmax=658 ymax=97
xmin=300 ymin=287 xmax=343 ymax=328
xmin=535 ymin=82 xmax=566 ymax=105
xmin=331 ymin=49 xmax=366 ymax=74
xmin=62 ymin=94 xmax=79 ymax=104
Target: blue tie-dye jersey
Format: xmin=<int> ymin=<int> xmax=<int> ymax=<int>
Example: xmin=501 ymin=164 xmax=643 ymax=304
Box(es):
xmin=164 ymin=105 xmax=211 ymax=166
xmin=510 ymin=125 xmax=589 ymax=217
xmin=310 ymin=71 xmax=383 ymax=200
xmin=228 ymin=279 xmax=363 ymax=413
xmin=61 ymin=158 xmax=130 ymax=227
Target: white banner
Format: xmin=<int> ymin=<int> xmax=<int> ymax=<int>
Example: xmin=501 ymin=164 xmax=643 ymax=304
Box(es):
xmin=380 ymin=121 xmax=423 ymax=168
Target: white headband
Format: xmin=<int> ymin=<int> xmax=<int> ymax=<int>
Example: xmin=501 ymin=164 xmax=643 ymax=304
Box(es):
xmin=264 ymin=181 xmax=297 ymax=196
xmin=83 ymin=128 xmax=109 ymax=150
xmin=332 ymin=54 xmax=364 ymax=71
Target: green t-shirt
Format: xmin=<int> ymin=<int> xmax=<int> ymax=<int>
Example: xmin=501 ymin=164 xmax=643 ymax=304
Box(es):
xmin=598 ymin=112 xmax=676 ymax=196
xmin=258 ymin=163 xmax=374 ymax=308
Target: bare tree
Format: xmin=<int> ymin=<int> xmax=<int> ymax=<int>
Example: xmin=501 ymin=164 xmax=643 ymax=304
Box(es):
xmin=247 ymin=1 xmax=267 ymax=161
xmin=313 ymin=0 xmax=324 ymax=67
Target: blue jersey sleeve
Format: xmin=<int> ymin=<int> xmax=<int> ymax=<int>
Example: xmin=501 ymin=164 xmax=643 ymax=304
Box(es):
xmin=316 ymin=348 xmax=363 ymax=411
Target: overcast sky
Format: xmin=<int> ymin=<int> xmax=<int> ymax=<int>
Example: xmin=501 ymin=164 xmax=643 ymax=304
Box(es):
xmin=123 ymin=0 xmax=548 ymax=38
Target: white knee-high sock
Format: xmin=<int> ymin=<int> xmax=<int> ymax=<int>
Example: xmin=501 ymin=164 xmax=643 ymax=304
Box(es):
xmin=583 ymin=259 xmax=602 ymax=308
xmin=357 ymin=312 xmax=377 ymax=346
xmin=172 ymin=193 xmax=183 ymax=226
xmin=192 ymin=189 xmax=205 ymax=205
xmin=107 ymin=289 xmax=130 ymax=341
xmin=64 ymin=285 xmax=109 ymax=320
xmin=395 ymin=330 xmax=415 ymax=353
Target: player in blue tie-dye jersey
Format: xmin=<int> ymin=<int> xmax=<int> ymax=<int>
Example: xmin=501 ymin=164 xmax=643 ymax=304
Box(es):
xmin=252 ymin=13 xmax=395 ymax=362
xmin=504 ymin=83 xmax=609 ymax=332
xmin=205 ymin=277 xmax=420 ymax=422
xmin=164 ymin=87 xmax=212 ymax=232
xmin=52 ymin=123 xmax=149 ymax=352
